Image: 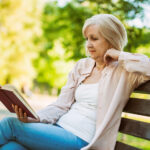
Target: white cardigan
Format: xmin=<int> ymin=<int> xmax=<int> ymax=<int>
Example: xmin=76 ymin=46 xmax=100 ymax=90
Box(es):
xmin=37 ymin=51 xmax=150 ymax=150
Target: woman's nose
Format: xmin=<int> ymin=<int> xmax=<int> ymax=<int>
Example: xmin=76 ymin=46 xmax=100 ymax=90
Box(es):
xmin=86 ymin=40 xmax=93 ymax=48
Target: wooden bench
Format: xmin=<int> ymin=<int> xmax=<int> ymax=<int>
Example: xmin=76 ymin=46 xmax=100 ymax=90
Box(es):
xmin=115 ymin=81 xmax=150 ymax=150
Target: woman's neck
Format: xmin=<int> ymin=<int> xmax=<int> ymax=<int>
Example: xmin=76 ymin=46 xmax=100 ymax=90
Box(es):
xmin=95 ymin=61 xmax=106 ymax=71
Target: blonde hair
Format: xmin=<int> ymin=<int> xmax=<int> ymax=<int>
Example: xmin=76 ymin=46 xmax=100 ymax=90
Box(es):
xmin=82 ymin=14 xmax=128 ymax=51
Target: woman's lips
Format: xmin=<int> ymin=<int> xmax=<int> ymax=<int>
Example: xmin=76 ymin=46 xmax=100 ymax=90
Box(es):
xmin=89 ymin=50 xmax=96 ymax=53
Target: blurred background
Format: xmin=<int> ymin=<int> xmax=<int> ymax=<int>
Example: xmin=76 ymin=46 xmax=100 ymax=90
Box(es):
xmin=0 ymin=0 xmax=150 ymax=149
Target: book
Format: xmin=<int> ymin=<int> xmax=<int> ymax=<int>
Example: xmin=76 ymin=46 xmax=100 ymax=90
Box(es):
xmin=0 ymin=84 xmax=38 ymax=119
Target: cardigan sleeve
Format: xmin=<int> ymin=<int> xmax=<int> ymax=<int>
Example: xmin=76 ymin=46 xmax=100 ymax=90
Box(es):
xmin=118 ymin=51 xmax=150 ymax=86
xmin=36 ymin=60 xmax=80 ymax=124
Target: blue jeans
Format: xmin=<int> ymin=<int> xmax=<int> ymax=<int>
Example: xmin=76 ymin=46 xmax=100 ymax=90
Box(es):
xmin=0 ymin=117 xmax=88 ymax=150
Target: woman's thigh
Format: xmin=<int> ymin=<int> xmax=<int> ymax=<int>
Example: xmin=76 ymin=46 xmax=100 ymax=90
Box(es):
xmin=1 ymin=117 xmax=88 ymax=150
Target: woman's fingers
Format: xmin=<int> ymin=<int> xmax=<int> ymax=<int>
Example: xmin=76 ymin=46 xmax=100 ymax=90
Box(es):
xmin=23 ymin=112 xmax=28 ymax=122
xmin=19 ymin=108 xmax=23 ymax=118
xmin=12 ymin=104 xmax=28 ymax=123
xmin=104 ymin=48 xmax=120 ymax=64
xmin=12 ymin=104 xmax=14 ymax=109
xmin=11 ymin=104 xmax=39 ymax=123
xmin=13 ymin=105 xmax=20 ymax=118
xmin=24 ymin=112 xmax=27 ymax=118
xmin=18 ymin=107 xmax=28 ymax=123
xmin=27 ymin=117 xmax=40 ymax=123
xmin=104 ymin=52 xmax=111 ymax=65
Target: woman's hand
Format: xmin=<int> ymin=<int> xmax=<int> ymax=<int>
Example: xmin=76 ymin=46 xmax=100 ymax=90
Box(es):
xmin=12 ymin=104 xmax=40 ymax=123
xmin=104 ymin=48 xmax=121 ymax=65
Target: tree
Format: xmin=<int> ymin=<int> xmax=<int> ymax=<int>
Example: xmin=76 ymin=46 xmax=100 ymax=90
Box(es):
xmin=40 ymin=0 xmax=150 ymax=59
xmin=34 ymin=0 xmax=150 ymax=93
xmin=0 ymin=0 xmax=42 ymax=89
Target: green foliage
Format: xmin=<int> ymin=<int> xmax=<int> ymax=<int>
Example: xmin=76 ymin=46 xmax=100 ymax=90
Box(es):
xmin=32 ymin=0 xmax=150 ymax=93
xmin=125 ymin=27 xmax=150 ymax=53
xmin=33 ymin=40 xmax=75 ymax=93
xmin=1 ymin=0 xmax=150 ymax=94
xmin=117 ymin=133 xmax=150 ymax=150
xmin=40 ymin=0 xmax=150 ymax=59
xmin=0 ymin=0 xmax=41 ymax=89
xmin=42 ymin=2 xmax=93 ymax=60
xmin=33 ymin=1 xmax=94 ymax=92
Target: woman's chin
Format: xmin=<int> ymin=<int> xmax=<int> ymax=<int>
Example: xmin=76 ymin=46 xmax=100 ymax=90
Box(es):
xmin=89 ymin=55 xmax=104 ymax=61
xmin=89 ymin=55 xmax=96 ymax=60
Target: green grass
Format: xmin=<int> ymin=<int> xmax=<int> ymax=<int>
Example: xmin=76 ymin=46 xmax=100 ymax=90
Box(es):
xmin=117 ymin=133 xmax=150 ymax=150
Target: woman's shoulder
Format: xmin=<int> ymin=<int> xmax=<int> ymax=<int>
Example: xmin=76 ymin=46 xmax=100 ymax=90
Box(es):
xmin=77 ymin=57 xmax=95 ymax=65
xmin=76 ymin=57 xmax=95 ymax=68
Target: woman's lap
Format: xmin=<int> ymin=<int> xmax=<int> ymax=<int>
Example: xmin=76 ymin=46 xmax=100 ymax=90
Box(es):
xmin=0 ymin=117 xmax=88 ymax=150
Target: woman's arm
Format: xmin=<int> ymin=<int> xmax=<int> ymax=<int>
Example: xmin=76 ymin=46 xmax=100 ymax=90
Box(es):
xmin=104 ymin=49 xmax=150 ymax=85
xmin=118 ymin=51 xmax=150 ymax=76
xmin=36 ymin=60 xmax=80 ymax=124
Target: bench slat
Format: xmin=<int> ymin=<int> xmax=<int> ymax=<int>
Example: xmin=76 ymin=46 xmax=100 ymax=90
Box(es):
xmin=118 ymin=118 xmax=150 ymax=140
xmin=115 ymin=141 xmax=141 ymax=150
xmin=135 ymin=80 xmax=150 ymax=94
xmin=115 ymin=81 xmax=150 ymax=149
xmin=123 ymin=98 xmax=150 ymax=117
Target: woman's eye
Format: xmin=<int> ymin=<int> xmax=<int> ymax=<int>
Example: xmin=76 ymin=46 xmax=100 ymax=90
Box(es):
xmin=92 ymin=37 xmax=98 ymax=40
xmin=84 ymin=37 xmax=98 ymax=41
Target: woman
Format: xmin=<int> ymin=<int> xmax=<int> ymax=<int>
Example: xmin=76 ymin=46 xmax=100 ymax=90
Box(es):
xmin=0 ymin=14 xmax=150 ymax=150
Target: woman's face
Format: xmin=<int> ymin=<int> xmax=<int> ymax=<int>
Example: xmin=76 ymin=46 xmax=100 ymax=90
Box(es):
xmin=84 ymin=24 xmax=111 ymax=61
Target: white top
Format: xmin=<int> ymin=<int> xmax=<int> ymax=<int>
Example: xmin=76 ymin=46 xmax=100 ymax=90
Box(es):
xmin=56 ymin=82 xmax=99 ymax=143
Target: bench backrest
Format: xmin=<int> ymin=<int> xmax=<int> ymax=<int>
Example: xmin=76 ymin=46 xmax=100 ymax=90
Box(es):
xmin=115 ymin=81 xmax=150 ymax=150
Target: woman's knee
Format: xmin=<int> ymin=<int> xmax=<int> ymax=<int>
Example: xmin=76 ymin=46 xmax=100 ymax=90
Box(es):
xmin=0 ymin=117 xmax=21 ymax=131
xmin=0 ymin=117 xmax=18 ymax=125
